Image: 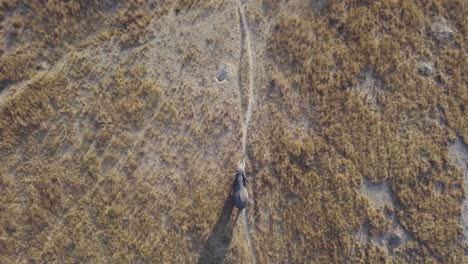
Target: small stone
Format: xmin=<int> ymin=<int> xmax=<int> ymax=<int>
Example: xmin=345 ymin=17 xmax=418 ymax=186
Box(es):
xmin=417 ymin=62 xmax=434 ymax=76
xmin=216 ymin=69 xmax=228 ymax=83
xmin=431 ymin=17 xmax=454 ymax=44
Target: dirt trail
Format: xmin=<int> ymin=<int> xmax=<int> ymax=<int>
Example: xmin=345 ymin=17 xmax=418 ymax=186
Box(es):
xmin=239 ymin=1 xmax=256 ymax=157
xmin=242 ymin=210 xmax=256 ymax=264
xmin=238 ymin=1 xmax=257 ymax=263
xmin=448 ymin=137 xmax=468 ymax=243
xmin=0 ymin=57 xmax=68 ymax=110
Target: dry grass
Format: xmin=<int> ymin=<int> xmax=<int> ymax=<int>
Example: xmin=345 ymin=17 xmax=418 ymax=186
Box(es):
xmin=257 ymin=0 xmax=466 ymax=262
xmin=0 ymin=0 xmax=466 ymax=263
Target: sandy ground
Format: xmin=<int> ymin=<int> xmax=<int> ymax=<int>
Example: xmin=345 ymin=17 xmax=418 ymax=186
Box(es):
xmin=449 ymin=137 xmax=468 ymax=244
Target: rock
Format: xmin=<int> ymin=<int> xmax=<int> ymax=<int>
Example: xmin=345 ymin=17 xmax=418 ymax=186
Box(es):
xmin=417 ymin=62 xmax=434 ymax=76
xmin=216 ymin=68 xmax=228 ymax=82
xmin=431 ymin=17 xmax=454 ymax=44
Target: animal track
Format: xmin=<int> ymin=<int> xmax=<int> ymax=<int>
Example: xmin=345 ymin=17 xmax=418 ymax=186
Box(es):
xmin=448 ymin=137 xmax=468 ymax=243
xmin=239 ymin=3 xmax=255 ymax=157
xmin=237 ymin=1 xmax=257 ymax=263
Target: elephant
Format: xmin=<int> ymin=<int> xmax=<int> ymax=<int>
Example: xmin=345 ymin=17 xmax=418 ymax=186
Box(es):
xmin=232 ymin=159 xmax=249 ymax=210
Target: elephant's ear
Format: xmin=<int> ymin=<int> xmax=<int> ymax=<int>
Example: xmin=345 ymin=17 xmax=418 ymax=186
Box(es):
xmin=242 ymin=173 xmax=249 ymax=186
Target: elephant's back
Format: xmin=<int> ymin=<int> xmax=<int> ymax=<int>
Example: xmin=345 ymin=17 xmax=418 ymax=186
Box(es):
xmin=233 ymin=186 xmax=248 ymax=209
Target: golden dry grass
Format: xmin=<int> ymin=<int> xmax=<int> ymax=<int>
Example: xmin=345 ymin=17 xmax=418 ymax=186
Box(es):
xmin=0 ymin=0 xmax=466 ymax=263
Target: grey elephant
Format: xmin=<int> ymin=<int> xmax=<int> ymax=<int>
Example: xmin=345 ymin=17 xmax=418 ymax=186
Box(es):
xmin=232 ymin=159 xmax=249 ymax=210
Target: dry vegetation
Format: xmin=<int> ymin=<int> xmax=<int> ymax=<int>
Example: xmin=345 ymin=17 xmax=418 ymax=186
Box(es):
xmin=254 ymin=0 xmax=466 ymax=262
xmin=0 ymin=0 xmax=466 ymax=263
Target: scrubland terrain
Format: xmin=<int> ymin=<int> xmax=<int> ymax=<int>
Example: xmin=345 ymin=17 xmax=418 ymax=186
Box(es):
xmin=0 ymin=0 xmax=466 ymax=263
